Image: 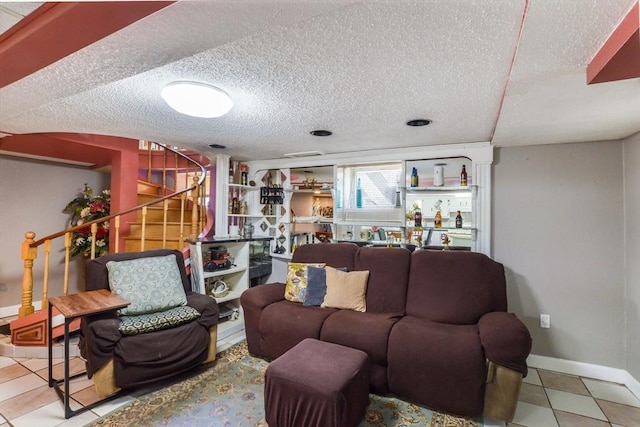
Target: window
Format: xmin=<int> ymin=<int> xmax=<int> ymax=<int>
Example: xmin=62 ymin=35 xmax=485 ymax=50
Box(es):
xmin=336 ymin=162 xmax=403 ymax=224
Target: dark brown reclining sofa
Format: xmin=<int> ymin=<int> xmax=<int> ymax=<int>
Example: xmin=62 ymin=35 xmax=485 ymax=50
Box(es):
xmin=241 ymin=243 xmax=532 ymax=422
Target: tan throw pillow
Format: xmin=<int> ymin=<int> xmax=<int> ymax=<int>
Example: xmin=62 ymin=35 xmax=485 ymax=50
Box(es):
xmin=321 ymin=266 xmax=369 ymax=312
xmin=284 ymin=262 xmax=326 ymax=303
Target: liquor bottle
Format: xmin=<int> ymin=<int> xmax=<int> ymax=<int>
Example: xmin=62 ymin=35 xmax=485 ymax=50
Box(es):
xmin=410 ymin=167 xmax=419 ymax=187
xmin=460 ymin=165 xmax=468 ymax=187
xmin=241 ymin=171 xmax=248 ymax=186
xmin=434 ymin=210 xmax=442 ymax=228
xmin=414 ymin=208 xmax=422 ymax=227
xmin=356 ymin=178 xmax=363 ymax=208
xmin=231 ymin=190 xmax=239 ymax=214
xmin=233 ymin=161 xmax=240 ymax=184
xmin=229 ymin=162 xmax=234 ymax=184
xmin=455 ymin=210 xmax=463 ymax=228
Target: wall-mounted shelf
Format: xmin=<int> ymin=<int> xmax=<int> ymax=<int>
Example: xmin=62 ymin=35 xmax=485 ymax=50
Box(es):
xmin=405 ymin=185 xmax=475 ymax=192
xmin=229 ymin=183 xmax=257 ymax=190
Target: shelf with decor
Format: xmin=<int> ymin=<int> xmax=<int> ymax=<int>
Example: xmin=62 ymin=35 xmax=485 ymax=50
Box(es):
xmin=224 ymin=161 xmax=260 ymax=238
xmin=404 ymin=158 xmax=477 ymax=249
xmin=404 ymin=185 xmax=476 ymax=194
xmin=188 ymin=238 xmax=250 ymax=343
xmin=285 ymin=176 xmax=335 ymax=248
xmin=241 ymin=142 xmax=493 ymax=255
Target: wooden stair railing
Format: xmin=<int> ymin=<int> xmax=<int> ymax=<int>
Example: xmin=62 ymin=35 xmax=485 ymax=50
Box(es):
xmin=11 ymin=141 xmax=210 ymax=346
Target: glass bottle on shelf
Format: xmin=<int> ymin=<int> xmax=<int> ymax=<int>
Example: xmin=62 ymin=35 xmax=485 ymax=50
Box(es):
xmin=240 ymin=164 xmax=248 ymax=186
xmin=460 ymin=165 xmax=468 ymax=187
xmin=434 ymin=210 xmax=442 ymax=228
xmin=231 ymin=190 xmax=239 ymax=214
xmin=414 ymin=208 xmax=422 ymax=227
xmin=455 ymin=210 xmax=463 ymax=228
xmin=356 ymin=178 xmax=363 ymax=208
xmin=410 ymin=167 xmax=419 ymax=187
xmin=229 ymin=162 xmax=234 ymax=184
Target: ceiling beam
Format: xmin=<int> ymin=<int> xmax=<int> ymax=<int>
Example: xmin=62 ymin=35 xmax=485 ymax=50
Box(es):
xmin=587 ymin=1 xmax=640 ymax=84
xmin=0 ymin=133 xmax=138 ymax=168
xmin=0 ymin=1 xmax=174 ymax=89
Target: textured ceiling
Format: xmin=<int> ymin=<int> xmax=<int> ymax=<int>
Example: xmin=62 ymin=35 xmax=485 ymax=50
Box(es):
xmin=0 ymin=0 xmax=638 ymax=162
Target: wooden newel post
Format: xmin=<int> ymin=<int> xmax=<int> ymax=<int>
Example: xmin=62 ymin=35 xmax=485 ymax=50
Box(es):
xmin=19 ymin=231 xmax=37 ymax=317
xmin=190 ymin=176 xmax=199 ymax=238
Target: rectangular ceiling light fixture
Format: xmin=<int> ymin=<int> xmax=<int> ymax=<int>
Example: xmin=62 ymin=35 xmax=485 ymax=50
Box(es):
xmin=283 ymin=150 xmax=325 ymax=158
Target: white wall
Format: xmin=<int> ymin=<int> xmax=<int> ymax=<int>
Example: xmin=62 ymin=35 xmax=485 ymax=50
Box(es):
xmin=623 ymin=132 xmax=640 ymax=380
xmin=0 ymin=155 xmax=110 ymax=313
xmin=493 ymin=141 xmax=626 ymax=369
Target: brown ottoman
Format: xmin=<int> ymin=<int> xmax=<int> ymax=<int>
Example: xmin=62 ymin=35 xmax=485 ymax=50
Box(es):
xmin=264 ymin=338 xmax=369 ymax=427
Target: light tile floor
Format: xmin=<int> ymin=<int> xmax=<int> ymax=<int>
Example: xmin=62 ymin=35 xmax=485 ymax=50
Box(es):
xmin=1 ymin=318 xmax=638 ymax=426
xmin=509 ymin=368 xmax=640 ymax=427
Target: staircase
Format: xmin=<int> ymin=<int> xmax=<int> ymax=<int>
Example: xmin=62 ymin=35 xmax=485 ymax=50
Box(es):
xmin=11 ymin=140 xmax=210 ymax=348
xmin=124 ymin=180 xmax=200 ymax=252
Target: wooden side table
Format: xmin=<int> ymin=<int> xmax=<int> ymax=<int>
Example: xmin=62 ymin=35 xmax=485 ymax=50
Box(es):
xmin=48 ymin=289 xmax=130 ymax=419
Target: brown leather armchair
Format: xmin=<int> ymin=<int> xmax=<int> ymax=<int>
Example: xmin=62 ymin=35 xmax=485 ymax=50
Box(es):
xmin=79 ymin=249 xmax=219 ymax=398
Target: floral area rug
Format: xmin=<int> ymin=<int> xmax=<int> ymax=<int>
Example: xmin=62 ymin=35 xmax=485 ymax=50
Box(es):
xmin=89 ymin=341 xmax=481 ymax=427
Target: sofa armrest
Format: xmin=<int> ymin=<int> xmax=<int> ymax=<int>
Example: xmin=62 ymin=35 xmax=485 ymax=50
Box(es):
xmin=478 ymin=312 xmax=532 ymax=376
xmin=80 ymin=312 xmax=121 ymax=378
xmin=241 ymin=283 xmax=286 ymax=308
xmin=240 ymin=283 xmax=286 ymax=356
xmin=186 ymin=291 xmax=219 ymax=329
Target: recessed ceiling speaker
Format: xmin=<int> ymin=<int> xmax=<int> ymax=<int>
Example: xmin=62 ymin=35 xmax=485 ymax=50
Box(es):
xmin=406 ymin=119 xmax=432 ymax=127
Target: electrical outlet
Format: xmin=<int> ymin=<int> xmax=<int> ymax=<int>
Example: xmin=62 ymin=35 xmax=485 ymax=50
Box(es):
xmin=540 ymin=314 xmax=550 ymax=329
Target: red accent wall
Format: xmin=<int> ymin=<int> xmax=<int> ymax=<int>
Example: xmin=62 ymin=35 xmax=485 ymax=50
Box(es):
xmin=1 ymin=133 xmax=140 ymax=252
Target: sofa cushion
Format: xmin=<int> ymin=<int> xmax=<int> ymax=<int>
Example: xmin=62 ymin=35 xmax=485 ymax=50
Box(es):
xmin=284 ymin=262 xmax=326 ymax=303
xmin=118 ymin=305 xmax=201 ymax=336
xmin=321 ymin=310 xmax=400 ymax=393
xmin=321 ymin=310 xmax=399 ymax=365
xmin=406 ymin=251 xmax=507 ymax=324
xmin=322 ymin=267 xmax=369 ymax=312
xmin=114 ymin=318 xmax=210 ymax=388
xmin=388 ymin=316 xmax=487 ymax=417
xmin=106 ymin=254 xmax=187 ymax=315
xmin=292 ymin=242 xmax=358 ymax=271
xmin=354 ymin=247 xmax=411 ymax=315
xmin=259 ymin=300 xmax=337 ymax=360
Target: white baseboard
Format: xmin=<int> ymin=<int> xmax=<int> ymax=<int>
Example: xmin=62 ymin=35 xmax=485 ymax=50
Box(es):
xmin=528 ymin=353 xmax=640 ymax=400
xmin=0 ymin=301 xmax=42 ymax=319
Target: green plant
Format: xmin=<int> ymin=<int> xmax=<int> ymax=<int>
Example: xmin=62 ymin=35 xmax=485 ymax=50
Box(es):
xmin=64 ymin=184 xmax=111 ymax=257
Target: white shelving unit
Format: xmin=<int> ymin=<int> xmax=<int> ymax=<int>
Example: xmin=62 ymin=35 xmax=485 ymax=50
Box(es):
xmin=245 ymin=142 xmax=494 ymax=256
xmin=404 ymin=159 xmax=477 ymax=249
xmin=189 ymin=239 xmax=250 ymax=343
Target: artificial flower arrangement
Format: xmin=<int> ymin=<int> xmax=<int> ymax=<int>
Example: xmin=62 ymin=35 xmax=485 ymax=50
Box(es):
xmin=405 ymin=203 xmax=420 ymax=222
xmin=64 ymin=184 xmax=111 ymax=257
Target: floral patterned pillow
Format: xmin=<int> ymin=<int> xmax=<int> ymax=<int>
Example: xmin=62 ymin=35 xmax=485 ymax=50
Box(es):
xmin=284 ymin=262 xmax=326 ymax=303
xmin=106 ymin=254 xmax=187 ymax=315
xmin=118 ymin=305 xmax=201 ymax=335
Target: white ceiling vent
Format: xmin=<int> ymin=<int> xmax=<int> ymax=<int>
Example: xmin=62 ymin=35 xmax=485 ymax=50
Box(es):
xmin=282 ymin=150 xmax=325 ymax=158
